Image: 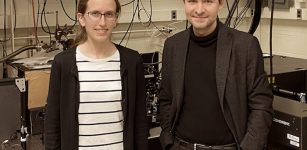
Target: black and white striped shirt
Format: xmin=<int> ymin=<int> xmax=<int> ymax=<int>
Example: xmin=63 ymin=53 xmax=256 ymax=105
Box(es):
xmin=76 ymin=47 xmax=123 ymax=150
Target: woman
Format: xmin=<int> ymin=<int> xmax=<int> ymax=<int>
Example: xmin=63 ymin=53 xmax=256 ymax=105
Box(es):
xmin=44 ymin=0 xmax=148 ymax=149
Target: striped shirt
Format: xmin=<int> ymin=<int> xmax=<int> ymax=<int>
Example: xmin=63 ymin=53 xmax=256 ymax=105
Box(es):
xmin=76 ymin=47 xmax=124 ymax=150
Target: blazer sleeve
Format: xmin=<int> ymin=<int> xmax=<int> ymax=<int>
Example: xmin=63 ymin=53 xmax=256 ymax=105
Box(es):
xmin=44 ymin=57 xmax=62 ymax=150
xmin=158 ymin=38 xmax=175 ymax=150
xmin=240 ymin=36 xmax=274 ymax=150
xmin=134 ymin=55 xmax=149 ymax=150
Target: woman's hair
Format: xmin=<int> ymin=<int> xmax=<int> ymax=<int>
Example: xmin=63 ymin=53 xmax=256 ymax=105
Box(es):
xmin=183 ymin=0 xmax=223 ymax=3
xmin=74 ymin=0 xmax=121 ymax=45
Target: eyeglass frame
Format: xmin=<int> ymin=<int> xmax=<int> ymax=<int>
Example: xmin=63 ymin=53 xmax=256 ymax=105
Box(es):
xmin=85 ymin=11 xmax=119 ymax=22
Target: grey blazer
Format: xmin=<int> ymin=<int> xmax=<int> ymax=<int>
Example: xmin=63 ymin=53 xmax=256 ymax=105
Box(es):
xmin=158 ymin=21 xmax=273 ymax=150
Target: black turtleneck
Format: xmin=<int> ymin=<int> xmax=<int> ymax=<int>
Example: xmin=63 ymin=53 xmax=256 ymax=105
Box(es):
xmin=175 ymin=23 xmax=235 ymax=145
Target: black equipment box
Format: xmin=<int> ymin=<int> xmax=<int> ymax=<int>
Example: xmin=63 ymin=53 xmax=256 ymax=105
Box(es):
xmin=264 ymin=55 xmax=307 ymax=76
xmin=0 ymin=78 xmax=27 ymax=143
xmin=264 ymin=55 xmax=307 ymax=101
xmin=274 ymin=70 xmax=307 ymax=98
xmin=269 ymin=96 xmax=307 ymax=149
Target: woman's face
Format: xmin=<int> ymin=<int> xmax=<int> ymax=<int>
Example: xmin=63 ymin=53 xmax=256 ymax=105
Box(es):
xmin=78 ymin=0 xmax=118 ymax=43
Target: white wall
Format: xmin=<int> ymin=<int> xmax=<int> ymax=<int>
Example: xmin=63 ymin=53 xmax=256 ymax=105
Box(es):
xmin=259 ymin=19 xmax=307 ymax=58
xmin=0 ymin=0 xmax=185 ymax=28
xmin=1 ymin=0 xmax=307 ymax=79
xmin=258 ymin=4 xmax=307 ymax=59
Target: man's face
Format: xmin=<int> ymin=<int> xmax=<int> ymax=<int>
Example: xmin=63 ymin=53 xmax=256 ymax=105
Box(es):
xmin=184 ymin=0 xmax=223 ymax=36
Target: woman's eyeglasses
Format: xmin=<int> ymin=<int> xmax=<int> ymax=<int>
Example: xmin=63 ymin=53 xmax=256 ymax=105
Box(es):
xmin=86 ymin=11 xmax=118 ymax=22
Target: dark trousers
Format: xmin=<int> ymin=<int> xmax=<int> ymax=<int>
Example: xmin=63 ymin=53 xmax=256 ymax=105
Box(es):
xmin=169 ymin=136 xmax=238 ymax=150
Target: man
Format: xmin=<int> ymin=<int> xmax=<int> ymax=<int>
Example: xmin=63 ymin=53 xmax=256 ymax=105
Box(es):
xmin=158 ymin=0 xmax=274 ymax=150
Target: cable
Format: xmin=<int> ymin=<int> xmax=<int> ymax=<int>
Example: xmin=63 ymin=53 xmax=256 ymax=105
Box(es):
xmin=119 ymin=0 xmax=139 ymax=45
xmin=248 ymin=0 xmax=262 ymax=34
xmin=58 ymin=0 xmax=78 ymax=32
xmin=269 ymin=0 xmax=275 ymax=85
xmin=3 ymin=0 xmax=7 ymax=57
xmin=40 ymin=0 xmax=53 ymax=44
xmin=125 ymin=19 xmax=134 ymax=47
xmin=119 ymin=0 xmax=171 ymax=45
xmin=137 ymin=0 xmax=152 ymax=27
xmin=13 ymin=0 xmax=16 ymax=31
xmin=32 ymin=0 xmax=38 ymax=45
xmin=40 ymin=0 xmax=53 ymax=35
xmin=225 ymin=0 xmax=239 ymax=27
xmin=67 ymin=0 xmax=79 ymax=30
xmin=121 ymin=0 xmax=135 ymax=7
xmin=59 ymin=0 xmax=77 ymax=22
xmin=36 ymin=0 xmax=41 ymax=44
xmin=225 ymin=0 xmax=231 ymax=14
xmin=225 ymin=0 xmax=262 ymax=35
xmin=1 ymin=0 xmax=12 ymax=78
xmin=234 ymin=0 xmax=253 ymax=28
xmin=0 ymin=45 xmax=40 ymax=63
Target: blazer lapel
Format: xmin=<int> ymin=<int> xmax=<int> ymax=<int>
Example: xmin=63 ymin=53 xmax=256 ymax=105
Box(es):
xmin=174 ymin=29 xmax=190 ymax=110
xmin=216 ymin=22 xmax=232 ymax=111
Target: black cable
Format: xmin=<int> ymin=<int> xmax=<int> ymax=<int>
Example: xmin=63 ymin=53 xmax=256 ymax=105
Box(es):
xmin=59 ymin=0 xmax=77 ymax=22
xmin=121 ymin=0 xmax=135 ymax=6
xmin=233 ymin=3 xmax=239 ymax=27
xmin=44 ymin=9 xmax=53 ymax=44
xmin=2 ymin=0 xmax=11 ymax=79
xmin=36 ymin=0 xmax=41 ymax=43
xmin=137 ymin=0 xmax=152 ymax=27
xmin=147 ymin=0 xmax=153 ymax=25
xmin=13 ymin=0 xmax=16 ymax=31
xmin=248 ymin=0 xmax=262 ymax=34
xmin=139 ymin=0 xmax=169 ymax=37
xmin=119 ymin=0 xmax=139 ymax=45
xmin=235 ymin=2 xmax=239 ymax=21
xmin=64 ymin=0 xmax=78 ymax=33
xmin=233 ymin=0 xmax=252 ymax=28
xmin=40 ymin=0 xmax=53 ymax=44
xmin=68 ymin=0 xmax=78 ymax=30
xmin=120 ymin=0 xmax=168 ymax=45
xmin=0 ymin=45 xmax=39 ymax=63
xmin=125 ymin=21 xmax=134 ymax=47
xmin=225 ymin=0 xmax=231 ymax=14
xmin=40 ymin=0 xmax=52 ymax=34
xmin=4 ymin=0 xmax=7 ymax=56
xmin=269 ymin=0 xmax=275 ymax=85
xmin=61 ymin=0 xmax=78 ymax=32
xmin=123 ymin=0 xmax=137 ymax=46
xmin=225 ymin=0 xmax=239 ymax=27
xmin=148 ymin=20 xmax=170 ymax=38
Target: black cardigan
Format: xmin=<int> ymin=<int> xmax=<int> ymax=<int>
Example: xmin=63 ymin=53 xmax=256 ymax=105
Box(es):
xmin=44 ymin=44 xmax=148 ymax=150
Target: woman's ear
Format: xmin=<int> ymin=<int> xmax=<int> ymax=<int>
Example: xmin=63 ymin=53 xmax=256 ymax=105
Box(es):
xmin=77 ymin=13 xmax=86 ymax=27
xmin=114 ymin=22 xmax=118 ymax=28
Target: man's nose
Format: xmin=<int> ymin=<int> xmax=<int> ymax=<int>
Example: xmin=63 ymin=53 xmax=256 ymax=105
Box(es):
xmin=195 ymin=2 xmax=205 ymax=15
